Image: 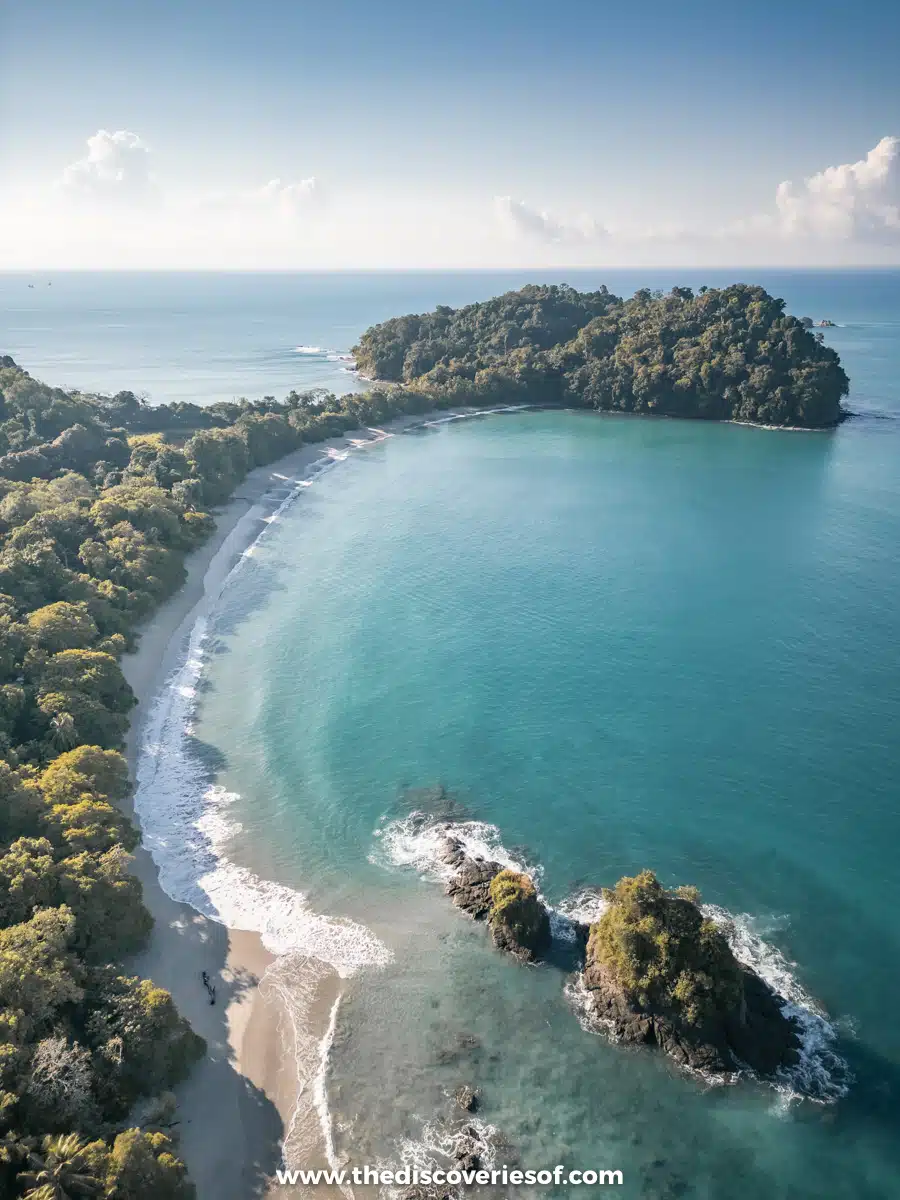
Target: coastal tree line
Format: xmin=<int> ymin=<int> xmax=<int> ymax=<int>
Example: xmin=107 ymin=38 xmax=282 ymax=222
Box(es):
xmin=0 ymin=356 xmax=444 ymax=1198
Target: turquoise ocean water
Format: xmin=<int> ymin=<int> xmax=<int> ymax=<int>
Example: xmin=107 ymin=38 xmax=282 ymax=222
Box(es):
xmin=5 ymin=271 xmax=899 ymax=1197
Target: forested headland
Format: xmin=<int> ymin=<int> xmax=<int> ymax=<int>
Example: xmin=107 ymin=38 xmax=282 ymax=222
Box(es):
xmin=353 ymin=283 xmax=849 ymax=427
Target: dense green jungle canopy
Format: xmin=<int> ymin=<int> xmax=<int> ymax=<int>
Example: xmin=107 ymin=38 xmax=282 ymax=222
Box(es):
xmin=353 ymin=283 xmax=849 ymax=427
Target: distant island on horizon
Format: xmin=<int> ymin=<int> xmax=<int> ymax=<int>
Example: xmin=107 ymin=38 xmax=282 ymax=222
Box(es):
xmin=353 ymin=283 xmax=849 ymax=429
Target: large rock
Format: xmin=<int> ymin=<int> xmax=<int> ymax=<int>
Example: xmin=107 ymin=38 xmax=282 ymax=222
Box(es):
xmin=444 ymin=847 xmax=502 ymax=919
xmin=580 ymin=871 xmax=800 ymax=1076
xmin=440 ymin=837 xmax=551 ymax=961
xmin=488 ymin=869 xmax=551 ymax=961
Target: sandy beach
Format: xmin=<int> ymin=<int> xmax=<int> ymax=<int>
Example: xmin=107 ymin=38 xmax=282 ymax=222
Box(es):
xmin=119 ymin=409 xmax=490 ymax=1198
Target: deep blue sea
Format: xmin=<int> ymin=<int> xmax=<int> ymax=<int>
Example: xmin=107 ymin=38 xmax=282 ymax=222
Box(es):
xmin=7 ymin=271 xmax=900 ymax=1198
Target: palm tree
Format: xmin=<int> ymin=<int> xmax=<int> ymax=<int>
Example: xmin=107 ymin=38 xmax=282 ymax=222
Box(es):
xmin=17 ymin=1134 xmax=102 ymax=1199
xmin=20 ymin=1186 xmax=57 ymax=1200
xmin=0 ymin=1129 xmax=29 ymax=1166
xmin=49 ymin=711 xmax=78 ymax=752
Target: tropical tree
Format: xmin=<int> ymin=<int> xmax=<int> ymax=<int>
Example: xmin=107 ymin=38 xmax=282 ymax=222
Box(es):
xmin=17 ymin=1133 xmax=103 ymax=1199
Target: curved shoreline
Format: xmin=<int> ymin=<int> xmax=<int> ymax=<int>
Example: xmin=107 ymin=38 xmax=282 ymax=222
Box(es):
xmin=119 ymin=399 xmax=855 ymax=1196
xmin=120 ymin=405 xmax=533 ymax=1198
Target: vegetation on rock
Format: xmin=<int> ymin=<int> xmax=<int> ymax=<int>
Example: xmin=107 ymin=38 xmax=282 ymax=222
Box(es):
xmin=583 ymin=870 xmax=799 ymax=1074
xmin=487 ymin=869 xmax=551 ymax=960
xmin=353 ymin=283 xmax=849 ymax=427
xmin=587 ymin=870 xmax=741 ymax=1026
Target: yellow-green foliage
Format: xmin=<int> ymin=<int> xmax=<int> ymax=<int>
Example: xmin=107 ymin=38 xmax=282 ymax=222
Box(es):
xmin=588 ymin=870 xmax=741 ymax=1025
xmin=489 ymin=868 xmax=537 ymax=917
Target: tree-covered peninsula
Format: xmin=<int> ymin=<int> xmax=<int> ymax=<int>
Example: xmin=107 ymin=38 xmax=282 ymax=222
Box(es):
xmin=353 ymin=283 xmax=849 ymax=427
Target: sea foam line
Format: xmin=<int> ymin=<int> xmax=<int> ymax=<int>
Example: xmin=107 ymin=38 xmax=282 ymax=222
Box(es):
xmin=702 ymin=906 xmax=852 ymax=1103
xmin=132 ymin=425 xmax=399 ymax=963
xmin=376 ymin=813 xmax=850 ymax=1104
xmin=134 ymin=615 xmax=391 ymax=974
xmin=418 ymin=404 xmax=533 ymax=427
xmin=134 ymin=407 xmax=553 ymax=1171
xmin=131 ymin=434 xmax=406 ymax=1180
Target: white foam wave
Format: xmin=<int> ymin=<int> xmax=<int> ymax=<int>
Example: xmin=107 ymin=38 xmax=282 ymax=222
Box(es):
xmin=703 ymin=906 xmax=851 ymax=1103
xmin=375 ymin=814 xmax=607 ymax=956
xmin=293 ymin=345 xmax=326 ymax=355
xmin=372 ymin=812 xmax=536 ymax=885
xmin=386 ymin=1116 xmax=501 ymax=1200
xmin=132 ymin=440 xmax=400 ymax=1174
xmin=316 ymin=996 xmax=353 ymax=1196
xmin=419 ymin=404 xmax=533 ymax=428
xmin=556 ymin=887 xmax=609 ymax=926
xmin=134 ymin=619 xmax=391 ymax=975
xmin=258 ymin=956 xmax=341 ymax=1172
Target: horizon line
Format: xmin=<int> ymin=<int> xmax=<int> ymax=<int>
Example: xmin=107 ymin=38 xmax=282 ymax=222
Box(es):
xmin=2 ymin=264 xmax=899 ymax=275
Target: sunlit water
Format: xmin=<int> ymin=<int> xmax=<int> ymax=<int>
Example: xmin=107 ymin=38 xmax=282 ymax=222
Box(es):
xmin=38 ymin=271 xmax=900 ymax=1197
xmin=176 ymin=384 xmax=899 ymax=1198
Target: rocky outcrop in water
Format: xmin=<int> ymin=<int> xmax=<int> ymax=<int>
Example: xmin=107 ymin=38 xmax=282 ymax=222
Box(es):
xmin=487 ymin=870 xmax=551 ymax=961
xmin=441 ymin=836 xmax=501 ymax=918
xmin=579 ymin=870 xmax=801 ymax=1075
xmin=438 ymin=836 xmax=550 ymax=961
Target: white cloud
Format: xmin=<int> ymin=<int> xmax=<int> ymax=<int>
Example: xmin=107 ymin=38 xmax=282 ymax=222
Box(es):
xmin=7 ymin=126 xmax=900 ymax=268
xmin=773 ymin=136 xmax=900 ymax=239
xmin=199 ymin=176 xmax=324 ymax=223
xmin=491 ymin=137 xmax=900 ymax=259
xmin=59 ymin=130 xmax=156 ymax=203
xmin=494 ymin=195 xmax=606 ymax=244
xmin=255 ymin=176 xmax=322 ymax=217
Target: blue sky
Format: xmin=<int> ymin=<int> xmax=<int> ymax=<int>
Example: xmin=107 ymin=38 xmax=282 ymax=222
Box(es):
xmin=2 ymin=0 xmax=898 ymax=267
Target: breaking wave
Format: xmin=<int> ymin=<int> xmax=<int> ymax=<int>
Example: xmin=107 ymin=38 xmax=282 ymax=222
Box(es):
xmin=703 ymin=906 xmax=852 ymax=1103
xmin=373 ymin=810 xmax=536 ymax=884
xmin=384 ymin=1116 xmax=503 ymax=1200
xmin=376 ymin=813 xmax=850 ymax=1105
xmin=134 ymin=620 xmax=391 ymax=972
xmin=292 ymin=345 xmax=356 ymax=364
xmin=132 ymin=438 xmax=399 ymax=1175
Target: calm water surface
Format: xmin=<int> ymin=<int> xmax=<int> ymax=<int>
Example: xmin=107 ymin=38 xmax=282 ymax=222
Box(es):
xmin=24 ymin=270 xmax=897 ymax=1197
xmin=192 ymin=391 xmax=900 ymax=1197
xmin=2 ymin=268 xmax=897 ymax=413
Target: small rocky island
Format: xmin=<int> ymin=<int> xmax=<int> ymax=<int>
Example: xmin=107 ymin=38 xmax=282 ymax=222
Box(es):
xmin=431 ymin=826 xmax=801 ymax=1080
xmin=580 ymin=870 xmax=800 ymax=1074
xmin=439 ymin=834 xmax=551 ymax=961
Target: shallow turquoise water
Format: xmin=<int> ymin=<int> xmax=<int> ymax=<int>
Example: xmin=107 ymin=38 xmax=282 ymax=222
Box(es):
xmin=191 ymin=398 xmax=900 ymax=1198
